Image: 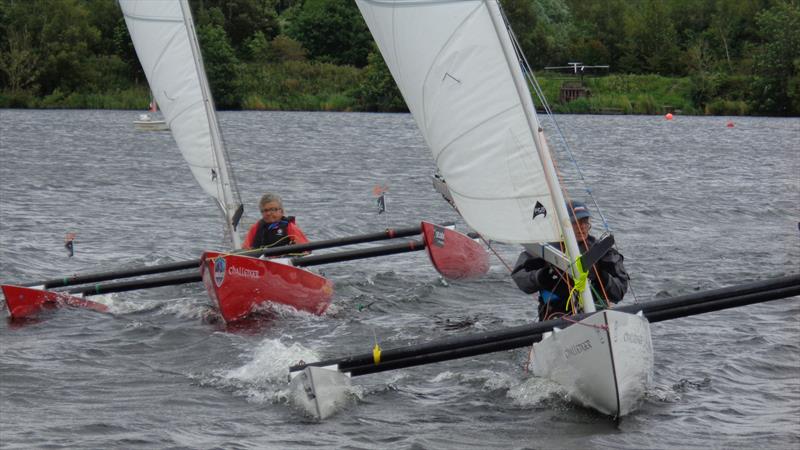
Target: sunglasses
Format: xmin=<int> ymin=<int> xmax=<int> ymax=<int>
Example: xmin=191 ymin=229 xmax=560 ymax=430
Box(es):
xmin=261 ymin=207 xmax=282 ymax=213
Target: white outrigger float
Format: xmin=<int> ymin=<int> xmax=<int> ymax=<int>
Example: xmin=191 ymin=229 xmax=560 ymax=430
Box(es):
xmin=289 ymin=0 xmax=654 ymax=418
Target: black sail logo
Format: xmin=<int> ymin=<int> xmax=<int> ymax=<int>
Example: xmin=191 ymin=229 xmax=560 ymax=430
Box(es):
xmin=532 ymin=201 xmax=547 ymax=220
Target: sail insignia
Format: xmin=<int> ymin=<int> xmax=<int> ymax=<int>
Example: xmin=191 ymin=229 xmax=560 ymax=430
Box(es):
xmin=532 ymin=201 xmax=547 ymax=220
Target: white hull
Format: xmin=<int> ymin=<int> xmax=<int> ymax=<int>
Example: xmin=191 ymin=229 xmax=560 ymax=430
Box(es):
xmin=288 ymin=366 xmax=351 ymax=420
xmin=531 ymin=309 xmax=653 ymax=416
xmin=133 ymin=119 xmax=169 ymax=131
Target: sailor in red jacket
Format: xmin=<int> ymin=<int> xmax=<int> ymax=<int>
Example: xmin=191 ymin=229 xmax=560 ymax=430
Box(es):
xmin=243 ymin=193 xmax=309 ymax=251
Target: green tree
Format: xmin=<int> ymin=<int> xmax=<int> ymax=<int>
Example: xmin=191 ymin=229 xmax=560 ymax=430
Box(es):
xmin=85 ymin=0 xmax=125 ymax=55
xmin=269 ymin=35 xmax=307 ymax=62
xmin=192 ymin=0 xmax=280 ymax=51
xmin=0 ymin=26 xmax=39 ymax=93
xmin=500 ymin=0 xmax=575 ymax=68
xmin=356 ymin=51 xmax=406 ymax=112
xmin=1 ymin=0 xmax=102 ymax=96
xmin=567 ymin=0 xmax=631 ymax=70
xmin=750 ymin=1 xmax=800 ymax=115
xmin=703 ymin=0 xmax=771 ymax=74
xmin=113 ymin=16 xmax=143 ymax=84
xmin=197 ymin=23 xmax=243 ymax=108
xmin=285 ymin=0 xmax=371 ymax=67
xmin=244 ymin=32 xmax=306 ymax=63
xmin=619 ymin=0 xmax=683 ymax=74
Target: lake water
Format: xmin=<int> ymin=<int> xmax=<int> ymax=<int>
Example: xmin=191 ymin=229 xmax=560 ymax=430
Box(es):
xmin=0 ymin=109 xmax=798 ymax=449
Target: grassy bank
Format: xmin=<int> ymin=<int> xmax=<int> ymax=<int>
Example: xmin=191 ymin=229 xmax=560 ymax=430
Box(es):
xmin=0 ymin=69 xmax=758 ymax=116
xmin=533 ymin=74 xmax=701 ymax=115
xmin=0 ymin=86 xmax=152 ymax=110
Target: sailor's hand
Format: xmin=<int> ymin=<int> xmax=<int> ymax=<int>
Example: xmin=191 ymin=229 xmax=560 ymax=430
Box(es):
xmin=536 ymin=266 xmax=564 ymax=290
xmin=521 ymin=257 xmax=546 ymax=272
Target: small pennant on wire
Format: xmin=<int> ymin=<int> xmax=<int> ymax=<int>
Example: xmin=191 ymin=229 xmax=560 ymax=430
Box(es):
xmin=64 ymin=232 xmax=76 ymax=257
xmin=373 ymin=184 xmax=388 ymax=215
xmin=376 ymin=194 xmax=386 ymax=214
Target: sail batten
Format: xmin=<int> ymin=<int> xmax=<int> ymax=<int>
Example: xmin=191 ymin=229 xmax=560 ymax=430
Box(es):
xmin=119 ymin=0 xmax=242 ymax=248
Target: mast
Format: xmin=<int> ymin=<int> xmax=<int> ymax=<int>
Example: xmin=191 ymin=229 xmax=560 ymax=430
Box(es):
xmin=178 ymin=0 xmax=243 ymax=249
xmin=485 ymin=0 xmax=595 ymax=313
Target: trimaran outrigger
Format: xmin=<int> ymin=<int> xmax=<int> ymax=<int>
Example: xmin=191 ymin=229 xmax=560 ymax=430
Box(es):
xmin=1 ymin=0 xmax=490 ymax=323
xmin=285 ymin=0 xmax=800 ymax=420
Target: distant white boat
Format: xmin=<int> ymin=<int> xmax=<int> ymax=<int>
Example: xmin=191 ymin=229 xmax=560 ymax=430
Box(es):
xmin=134 ymin=94 xmax=168 ymax=131
xmin=133 ymin=112 xmax=168 ymax=131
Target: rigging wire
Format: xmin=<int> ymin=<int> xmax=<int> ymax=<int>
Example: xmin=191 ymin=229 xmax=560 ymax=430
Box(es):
xmin=500 ymin=6 xmax=611 ymax=235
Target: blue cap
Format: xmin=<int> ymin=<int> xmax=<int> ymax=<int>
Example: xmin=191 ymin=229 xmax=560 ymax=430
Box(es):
xmin=567 ymin=200 xmax=591 ymax=222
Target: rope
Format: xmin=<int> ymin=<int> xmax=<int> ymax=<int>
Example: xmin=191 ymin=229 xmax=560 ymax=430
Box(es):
xmin=478 ymin=235 xmax=515 ymax=273
xmin=211 ymin=233 xmax=307 ymax=260
xmin=561 ymin=315 xmax=609 ymax=330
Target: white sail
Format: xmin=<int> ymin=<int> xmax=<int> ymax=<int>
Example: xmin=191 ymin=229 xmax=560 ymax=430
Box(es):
xmin=357 ymin=0 xmax=593 ymax=311
xmin=119 ymin=0 xmax=243 ymax=248
xmin=355 ymin=0 xmax=566 ymax=245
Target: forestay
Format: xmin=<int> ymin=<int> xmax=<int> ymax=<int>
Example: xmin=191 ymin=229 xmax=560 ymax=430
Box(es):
xmin=119 ymin=0 xmax=243 ymax=248
xmin=355 ymin=0 xmax=564 ymax=245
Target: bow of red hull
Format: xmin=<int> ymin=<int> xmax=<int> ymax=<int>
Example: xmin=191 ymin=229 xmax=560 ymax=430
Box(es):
xmin=202 ymin=252 xmax=334 ymax=323
xmin=2 ymin=285 xmax=109 ymax=319
xmin=421 ymin=221 xmax=489 ymax=280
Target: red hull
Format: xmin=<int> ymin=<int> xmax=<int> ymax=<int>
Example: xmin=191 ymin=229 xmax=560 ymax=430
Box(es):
xmin=2 ymin=285 xmax=109 ymax=319
xmin=421 ymin=221 xmax=489 ymax=280
xmin=201 ymin=252 xmax=334 ymax=323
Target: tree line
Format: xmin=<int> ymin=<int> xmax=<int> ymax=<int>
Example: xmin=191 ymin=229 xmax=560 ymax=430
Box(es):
xmin=0 ymin=0 xmax=797 ymax=115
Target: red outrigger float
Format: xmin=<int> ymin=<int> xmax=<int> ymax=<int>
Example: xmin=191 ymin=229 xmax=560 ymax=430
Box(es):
xmin=420 ymin=221 xmax=488 ymax=280
xmin=2 ymin=222 xmax=489 ymax=323
xmin=2 ymin=284 xmax=109 ymax=319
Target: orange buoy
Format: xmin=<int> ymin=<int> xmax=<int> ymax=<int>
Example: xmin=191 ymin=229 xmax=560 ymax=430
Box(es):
xmin=726 ymin=120 xmax=735 ymax=128
xmin=665 ymin=113 xmax=673 ymax=120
